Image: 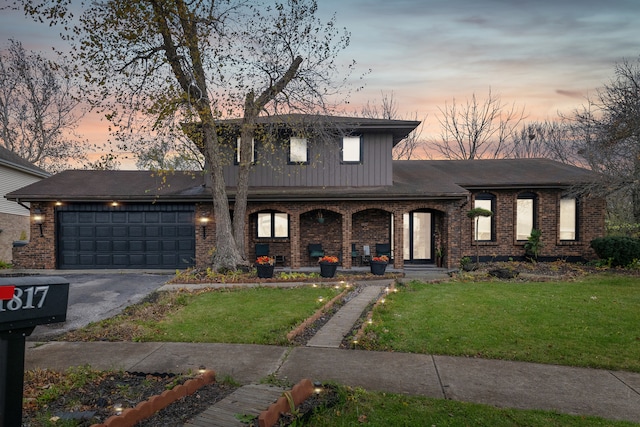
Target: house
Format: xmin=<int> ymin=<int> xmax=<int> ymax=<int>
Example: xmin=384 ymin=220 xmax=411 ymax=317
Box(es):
xmin=0 ymin=146 xmax=50 ymax=264
xmin=5 ymin=115 xmax=605 ymax=271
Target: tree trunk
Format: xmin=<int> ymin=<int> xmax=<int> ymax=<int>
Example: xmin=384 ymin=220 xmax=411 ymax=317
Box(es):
xmin=232 ymin=92 xmax=259 ymax=260
xmin=201 ymin=120 xmax=244 ymax=271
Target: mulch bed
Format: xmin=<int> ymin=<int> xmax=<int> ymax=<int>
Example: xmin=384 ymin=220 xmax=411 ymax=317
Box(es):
xmin=22 ymin=369 xmax=236 ymax=427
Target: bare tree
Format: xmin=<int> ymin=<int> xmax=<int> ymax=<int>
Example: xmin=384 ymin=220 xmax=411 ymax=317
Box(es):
xmin=16 ymin=0 xmax=352 ymax=270
xmin=0 ymin=39 xmax=86 ymax=172
xmin=567 ymin=57 xmax=640 ymax=224
xmin=433 ymin=89 xmax=526 ymax=160
xmin=510 ymin=120 xmax=583 ymax=166
xmin=360 ymin=91 xmax=426 ymax=159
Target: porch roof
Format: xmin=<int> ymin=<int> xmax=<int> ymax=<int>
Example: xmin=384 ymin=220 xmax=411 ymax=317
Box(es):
xmin=5 ymin=159 xmax=597 ymax=203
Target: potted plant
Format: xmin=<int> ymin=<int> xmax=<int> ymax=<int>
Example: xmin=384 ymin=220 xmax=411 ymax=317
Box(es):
xmin=255 ymin=256 xmax=275 ymax=278
xmin=435 ymin=245 xmax=445 ymax=268
xmin=318 ymin=255 xmax=339 ymax=278
xmin=370 ymin=255 xmax=389 ymax=276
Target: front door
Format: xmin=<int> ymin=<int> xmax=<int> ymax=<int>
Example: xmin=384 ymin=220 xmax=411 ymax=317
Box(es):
xmin=403 ymin=211 xmax=432 ymax=263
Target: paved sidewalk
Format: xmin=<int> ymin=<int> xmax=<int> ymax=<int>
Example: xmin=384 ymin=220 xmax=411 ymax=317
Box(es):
xmin=25 ymin=341 xmax=640 ymax=424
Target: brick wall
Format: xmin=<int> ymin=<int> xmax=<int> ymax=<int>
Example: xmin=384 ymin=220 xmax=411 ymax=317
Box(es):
xmin=12 ymin=203 xmax=56 ymax=269
xmin=12 ymin=191 xmax=606 ymax=271
xmin=457 ymin=190 xmax=605 ymax=264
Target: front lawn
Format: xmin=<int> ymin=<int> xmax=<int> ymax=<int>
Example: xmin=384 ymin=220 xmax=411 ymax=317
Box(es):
xmin=64 ymin=284 xmax=346 ymax=345
xmin=359 ymin=274 xmax=640 ymax=371
xmin=307 ymin=384 xmax=638 ymax=427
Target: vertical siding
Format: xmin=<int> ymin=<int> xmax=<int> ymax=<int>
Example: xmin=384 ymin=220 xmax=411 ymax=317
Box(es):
xmin=223 ymin=133 xmax=394 ymax=187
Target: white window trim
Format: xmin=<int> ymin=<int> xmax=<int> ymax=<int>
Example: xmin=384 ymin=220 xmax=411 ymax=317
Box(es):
xmin=236 ymin=137 xmax=255 ymax=164
xmin=342 ymin=136 xmax=361 ymax=163
xmin=559 ymin=197 xmax=577 ymax=241
xmin=289 ymin=137 xmax=308 ymax=163
xmin=474 ymin=198 xmax=493 ymax=241
xmin=257 ymin=212 xmax=289 ymax=238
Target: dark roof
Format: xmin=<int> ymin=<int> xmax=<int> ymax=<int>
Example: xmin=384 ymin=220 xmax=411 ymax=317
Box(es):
xmin=5 ymin=159 xmax=597 ymax=203
xmin=397 ymin=159 xmax=598 ymax=190
xmin=0 ymin=146 xmax=50 ymax=178
xmin=6 ymin=170 xmax=209 ymax=202
xmin=210 ymin=114 xmax=421 ymax=145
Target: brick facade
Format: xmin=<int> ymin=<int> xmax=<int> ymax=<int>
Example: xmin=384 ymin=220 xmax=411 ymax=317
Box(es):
xmin=12 ymin=202 xmax=56 ymax=269
xmin=12 ymin=190 xmax=605 ymax=271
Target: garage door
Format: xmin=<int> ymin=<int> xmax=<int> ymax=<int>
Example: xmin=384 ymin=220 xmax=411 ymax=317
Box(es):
xmin=57 ymin=204 xmax=195 ymax=269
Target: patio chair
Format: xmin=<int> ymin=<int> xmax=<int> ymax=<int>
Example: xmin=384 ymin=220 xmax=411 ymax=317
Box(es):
xmin=376 ymin=243 xmax=391 ymax=258
xmin=255 ymin=243 xmax=270 ymax=257
xmin=308 ymin=243 xmax=324 ymax=259
xmin=351 ymin=243 xmax=359 ymax=266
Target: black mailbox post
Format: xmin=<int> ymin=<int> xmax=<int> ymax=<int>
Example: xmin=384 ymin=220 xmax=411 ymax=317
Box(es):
xmin=0 ymin=276 xmax=69 ymax=427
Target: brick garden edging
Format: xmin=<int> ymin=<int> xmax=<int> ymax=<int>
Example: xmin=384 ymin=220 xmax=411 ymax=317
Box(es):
xmin=258 ymin=378 xmax=315 ymax=427
xmin=89 ymin=370 xmax=216 ymax=427
xmin=286 ymin=289 xmax=348 ymax=341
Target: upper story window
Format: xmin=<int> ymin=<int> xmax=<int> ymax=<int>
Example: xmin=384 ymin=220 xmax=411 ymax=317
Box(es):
xmin=257 ymin=212 xmax=288 ymax=238
xmin=474 ymin=193 xmax=495 ymax=241
xmin=289 ymin=137 xmax=308 ymax=164
xmin=342 ymin=136 xmax=361 ymax=163
xmin=559 ymin=197 xmax=578 ymax=240
xmin=236 ymin=137 xmax=255 ymax=164
xmin=516 ymin=192 xmax=537 ymax=240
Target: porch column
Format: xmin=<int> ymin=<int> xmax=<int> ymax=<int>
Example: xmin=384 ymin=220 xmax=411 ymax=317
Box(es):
xmin=393 ymin=210 xmax=404 ymax=270
xmin=290 ymin=212 xmax=301 ymax=269
xmin=342 ymin=210 xmax=352 ymax=269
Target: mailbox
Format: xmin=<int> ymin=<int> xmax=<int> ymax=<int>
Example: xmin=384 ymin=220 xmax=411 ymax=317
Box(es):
xmin=1 ymin=276 xmax=69 ymax=427
xmin=0 ymin=276 xmax=69 ymax=332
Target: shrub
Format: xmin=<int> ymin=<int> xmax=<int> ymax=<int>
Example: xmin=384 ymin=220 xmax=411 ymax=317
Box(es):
xmin=590 ymin=236 xmax=640 ymax=267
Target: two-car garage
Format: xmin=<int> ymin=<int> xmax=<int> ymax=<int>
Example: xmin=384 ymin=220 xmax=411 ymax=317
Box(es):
xmin=57 ymin=203 xmax=195 ymax=269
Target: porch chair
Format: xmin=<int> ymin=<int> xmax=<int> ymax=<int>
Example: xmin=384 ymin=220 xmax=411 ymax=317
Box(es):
xmin=308 ymin=243 xmax=324 ymax=260
xmin=351 ymin=243 xmax=359 ymax=266
xmin=362 ymin=245 xmax=371 ymax=265
xmin=376 ymin=243 xmax=391 ymax=258
xmin=255 ymin=243 xmax=270 ymax=257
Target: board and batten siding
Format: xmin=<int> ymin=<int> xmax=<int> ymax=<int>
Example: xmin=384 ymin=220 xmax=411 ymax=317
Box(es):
xmin=223 ymin=133 xmax=394 ymax=187
xmin=0 ymin=167 xmax=42 ymax=216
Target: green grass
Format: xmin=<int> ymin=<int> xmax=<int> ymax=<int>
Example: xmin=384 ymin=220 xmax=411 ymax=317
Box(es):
xmin=359 ymin=274 xmax=640 ymax=371
xmin=141 ymin=285 xmax=343 ymax=345
xmin=307 ymin=384 xmax=638 ymax=426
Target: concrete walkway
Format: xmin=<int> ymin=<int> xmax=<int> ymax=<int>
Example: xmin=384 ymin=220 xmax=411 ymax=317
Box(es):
xmin=23 ymin=277 xmax=640 ymax=425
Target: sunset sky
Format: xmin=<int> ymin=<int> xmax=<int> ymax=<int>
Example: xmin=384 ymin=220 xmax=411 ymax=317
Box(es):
xmin=1 ymin=0 xmax=640 ymax=167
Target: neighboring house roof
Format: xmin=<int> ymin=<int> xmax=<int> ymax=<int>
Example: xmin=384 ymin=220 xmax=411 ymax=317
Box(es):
xmin=6 ymin=159 xmax=598 ymax=203
xmin=0 ymin=145 xmax=50 ymax=178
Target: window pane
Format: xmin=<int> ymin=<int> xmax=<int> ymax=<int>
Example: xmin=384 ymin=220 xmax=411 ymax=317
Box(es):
xmin=474 ymin=199 xmax=492 ymax=240
xmin=257 ymin=213 xmax=272 ymax=238
xmin=560 ymin=198 xmax=576 ymax=240
xmin=403 ymin=213 xmax=410 ymax=261
xmin=289 ymin=137 xmax=307 ymax=163
xmin=517 ymin=198 xmax=534 ymax=240
xmin=236 ymin=137 xmax=255 ymax=163
xmin=273 ymin=213 xmax=288 ymax=237
xmin=342 ymin=136 xmax=361 ymax=162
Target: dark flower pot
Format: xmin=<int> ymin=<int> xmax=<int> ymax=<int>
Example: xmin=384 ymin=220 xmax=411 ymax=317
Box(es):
xmin=319 ymin=262 xmax=338 ymax=278
xmin=256 ymin=264 xmax=275 ymax=279
xmin=370 ymin=260 xmax=387 ymax=276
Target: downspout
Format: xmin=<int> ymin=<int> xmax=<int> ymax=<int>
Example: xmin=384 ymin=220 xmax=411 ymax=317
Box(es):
xmin=16 ymin=199 xmax=31 ymax=211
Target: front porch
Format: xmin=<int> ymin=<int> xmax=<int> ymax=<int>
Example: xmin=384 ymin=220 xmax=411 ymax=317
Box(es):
xmin=207 ymin=201 xmax=454 ymax=271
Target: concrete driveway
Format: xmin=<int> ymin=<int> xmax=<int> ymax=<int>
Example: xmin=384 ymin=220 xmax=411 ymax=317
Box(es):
xmin=21 ymin=271 xmax=172 ymax=340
